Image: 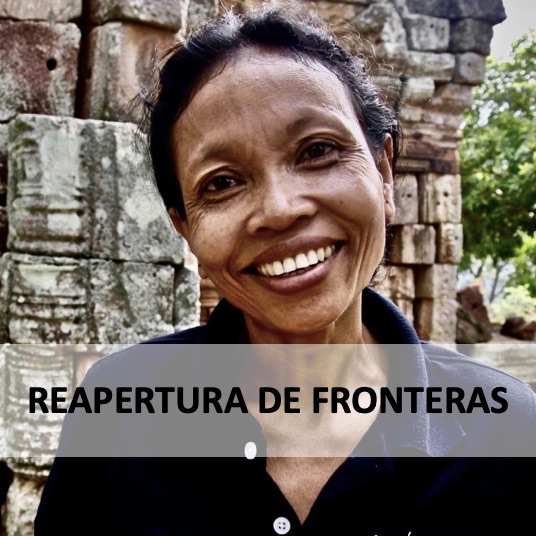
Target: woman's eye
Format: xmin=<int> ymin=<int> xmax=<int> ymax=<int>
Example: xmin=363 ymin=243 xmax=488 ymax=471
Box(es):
xmin=205 ymin=176 xmax=237 ymax=192
xmin=302 ymin=143 xmax=334 ymax=161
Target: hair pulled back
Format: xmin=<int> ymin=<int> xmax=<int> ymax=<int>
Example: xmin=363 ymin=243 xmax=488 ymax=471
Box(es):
xmin=141 ymin=3 xmax=401 ymax=219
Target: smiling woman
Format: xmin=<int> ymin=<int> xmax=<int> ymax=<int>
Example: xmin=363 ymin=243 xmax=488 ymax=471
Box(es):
xmin=35 ymin=3 xmax=536 ymax=536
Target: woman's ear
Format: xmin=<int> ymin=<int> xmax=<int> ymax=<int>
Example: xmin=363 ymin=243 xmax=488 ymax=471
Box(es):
xmin=168 ymin=207 xmax=190 ymax=241
xmin=378 ymin=135 xmax=395 ymax=223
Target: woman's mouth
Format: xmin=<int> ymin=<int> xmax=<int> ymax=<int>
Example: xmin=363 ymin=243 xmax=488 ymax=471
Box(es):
xmin=255 ymin=243 xmax=338 ymax=277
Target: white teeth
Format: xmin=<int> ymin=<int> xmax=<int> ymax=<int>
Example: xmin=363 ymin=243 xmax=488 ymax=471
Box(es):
xmin=307 ymin=250 xmax=318 ymax=265
xmin=257 ymin=244 xmax=338 ymax=277
xmin=283 ymin=257 xmax=297 ymax=273
xmin=273 ymin=260 xmax=284 ymax=276
xmin=295 ymin=253 xmax=309 ymax=269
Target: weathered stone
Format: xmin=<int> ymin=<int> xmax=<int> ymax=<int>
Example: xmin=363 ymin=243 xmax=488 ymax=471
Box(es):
xmin=8 ymin=115 xmax=184 ymax=264
xmin=415 ymin=263 xmax=457 ymax=299
xmin=447 ymin=0 xmax=506 ymax=25
xmin=404 ymin=14 xmax=449 ymax=52
xmin=3 ymin=253 xmax=90 ymax=344
xmin=398 ymin=105 xmax=423 ymax=123
xmin=427 ymin=82 xmax=473 ymax=114
xmin=457 ymin=284 xmax=491 ymax=331
xmin=371 ymin=76 xmax=402 ymax=107
xmin=174 ymin=266 xmax=200 ymax=331
xmin=454 ymin=52 xmax=486 ymax=85
xmin=501 ymin=317 xmax=536 ymax=341
xmin=351 ymin=2 xmax=408 ymax=66
xmin=389 ymin=224 xmax=436 ymax=264
xmin=421 ymin=110 xmax=464 ymax=131
xmin=415 ymin=297 xmax=458 ymax=342
xmin=393 ymin=174 xmax=418 ymax=224
xmin=436 ymin=223 xmax=463 ymax=263
xmin=373 ymin=265 xmax=415 ymax=300
xmin=449 ymin=18 xmax=493 ymax=55
xmin=89 ymin=260 xmax=174 ymax=344
xmin=456 ymin=303 xmax=492 ymax=344
xmin=400 ymin=76 xmax=435 ymax=106
xmin=393 ymin=298 xmax=414 ymax=324
xmin=185 ymin=0 xmax=218 ymax=35
xmin=0 ymin=0 xmax=82 ymax=20
xmin=89 ymin=0 xmax=187 ymax=31
xmin=304 ymin=1 xmax=368 ymax=38
xmin=0 ymin=206 xmax=7 ymax=252
xmin=5 ymin=472 xmax=46 ymax=536
xmin=83 ymin=22 xmax=177 ymax=121
xmin=406 ymin=0 xmax=450 ymax=19
xmin=405 ymin=51 xmax=455 ymax=81
xmin=418 ymin=174 xmax=461 ymax=223
xmin=0 ymin=123 xmax=7 ymax=198
xmin=2 ymin=345 xmax=72 ymax=457
xmin=0 ymin=21 xmax=80 ymax=122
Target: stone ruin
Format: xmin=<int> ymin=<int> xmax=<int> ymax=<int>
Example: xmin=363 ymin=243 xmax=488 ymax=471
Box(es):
xmin=0 ymin=0 xmax=506 ymax=533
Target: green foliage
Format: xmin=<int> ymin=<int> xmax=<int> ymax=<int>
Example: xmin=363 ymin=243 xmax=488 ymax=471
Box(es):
xmin=488 ymin=284 xmax=536 ymax=324
xmin=460 ymin=32 xmax=536 ymax=270
xmin=510 ymin=233 xmax=536 ymax=296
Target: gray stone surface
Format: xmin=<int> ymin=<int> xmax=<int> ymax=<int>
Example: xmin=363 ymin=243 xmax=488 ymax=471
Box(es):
xmin=89 ymin=0 xmax=187 ymax=31
xmin=184 ymin=0 xmax=218 ymax=35
xmin=449 ymin=18 xmax=493 ymax=54
xmin=0 ymin=21 xmax=80 ymax=122
xmin=405 ymin=0 xmax=450 ymax=19
xmin=390 ymin=224 xmax=436 ymax=264
xmin=454 ymin=52 xmax=486 ymax=85
xmin=415 ymin=263 xmax=457 ymax=298
xmin=0 ymin=206 xmax=7 ymax=252
xmin=371 ymin=76 xmax=402 ymax=107
xmin=5 ymin=472 xmax=46 ymax=536
xmin=436 ymin=223 xmax=463 ymax=263
xmin=405 ymin=51 xmax=455 ymax=81
xmin=0 ymin=122 xmax=7 ymax=197
xmin=447 ymin=0 xmax=506 ymax=25
xmin=404 ymin=14 xmax=449 ymax=52
xmin=8 ymin=115 xmax=184 ymax=264
xmin=83 ymin=22 xmax=177 ymax=121
xmin=0 ymin=0 xmax=82 ymax=20
xmin=0 ymin=253 xmax=179 ymax=344
xmin=400 ymin=76 xmax=435 ymax=106
xmin=89 ymin=260 xmax=175 ymax=344
xmin=418 ymin=173 xmax=462 ymax=223
xmin=428 ymin=82 xmax=473 ymax=114
xmin=174 ymin=265 xmax=200 ymax=331
xmin=393 ymin=174 xmax=419 ymax=224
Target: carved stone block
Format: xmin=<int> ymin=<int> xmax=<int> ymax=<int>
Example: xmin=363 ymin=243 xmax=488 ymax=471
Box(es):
xmin=0 ymin=123 xmax=7 ymax=198
xmin=454 ymin=52 xmax=486 ymax=85
xmin=415 ymin=264 xmax=457 ymax=299
xmin=415 ymin=297 xmax=458 ymax=342
xmin=427 ymin=82 xmax=473 ymax=114
xmin=398 ymin=105 xmax=423 ymax=124
xmin=403 ymin=14 xmax=449 ymax=52
xmin=371 ymin=76 xmax=402 ymax=107
xmin=174 ymin=265 xmax=200 ymax=331
xmin=89 ymin=0 xmax=187 ymax=31
xmin=400 ymin=77 xmax=435 ymax=106
xmin=436 ymin=223 xmax=463 ymax=264
xmin=373 ymin=265 xmax=415 ymax=300
xmin=405 ymin=52 xmax=455 ymax=81
xmin=406 ymin=0 xmax=449 ymax=18
xmin=8 ymin=115 xmax=184 ymax=264
xmin=393 ymin=174 xmax=419 ymax=224
xmin=418 ymin=173 xmax=461 ymax=223
xmin=449 ymin=18 xmax=493 ymax=55
xmin=88 ymin=260 xmax=174 ymax=344
xmin=0 ymin=21 xmax=80 ymax=122
xmin=447 ymin=0 xmax=506 ymax=25
xmin=389 ymin=224 xmax=436 ymax=265
xmin=0 ymin=0 xmax=81 ymax=20
xmin=83 ymin=22 xmax=177 ymax=121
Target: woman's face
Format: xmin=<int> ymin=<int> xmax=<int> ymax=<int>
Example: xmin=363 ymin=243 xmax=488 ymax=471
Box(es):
xmin=170 ymin=49 xmax=395 ymax=341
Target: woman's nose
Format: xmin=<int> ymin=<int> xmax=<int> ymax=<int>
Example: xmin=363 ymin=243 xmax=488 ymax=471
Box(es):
xmin=246 ymin=173 xmax=317 ymax=234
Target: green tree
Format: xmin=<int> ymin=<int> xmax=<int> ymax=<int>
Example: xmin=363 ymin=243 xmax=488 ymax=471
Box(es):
xmin=460 ymin=31 xmax=536 ymax=300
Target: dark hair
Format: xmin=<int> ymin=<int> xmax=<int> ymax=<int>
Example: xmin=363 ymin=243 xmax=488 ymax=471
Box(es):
xmin=141 ymin=3 xmax=401 ymax=219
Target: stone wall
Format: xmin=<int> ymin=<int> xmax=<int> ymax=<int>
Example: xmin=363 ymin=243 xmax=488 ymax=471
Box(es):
xmin=0 ymin=0 xmax=505 ymax=534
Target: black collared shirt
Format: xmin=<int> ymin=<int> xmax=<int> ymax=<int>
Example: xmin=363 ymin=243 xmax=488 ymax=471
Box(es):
xmin=36 ymin=288 xmax=536 ymax=535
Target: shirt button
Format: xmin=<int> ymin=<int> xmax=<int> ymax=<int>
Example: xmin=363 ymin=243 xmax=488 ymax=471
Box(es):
xmin=273 ymin=516 xmax=291 ymax=535
xmin=244 ymin=441 xmax=257 ymax=460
